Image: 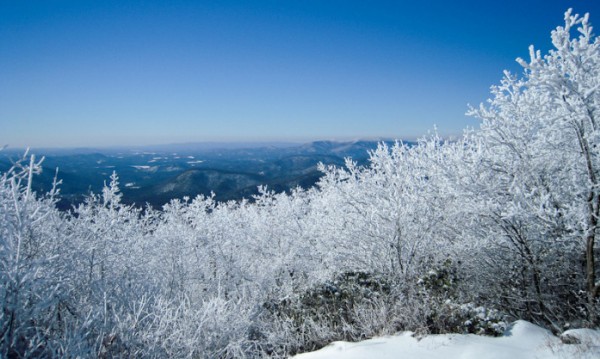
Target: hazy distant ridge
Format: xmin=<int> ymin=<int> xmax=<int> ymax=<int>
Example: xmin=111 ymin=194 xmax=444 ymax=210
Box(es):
xmin=0 ymin=140 xmax=404 ymax=209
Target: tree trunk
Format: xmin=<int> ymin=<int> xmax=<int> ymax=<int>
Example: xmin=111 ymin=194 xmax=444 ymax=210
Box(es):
xmin=586 ymin=230 xmax=599 ymax=323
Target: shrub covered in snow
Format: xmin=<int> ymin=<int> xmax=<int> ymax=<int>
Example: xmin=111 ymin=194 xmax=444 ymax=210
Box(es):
xmin=262 ymin=271 xmax=394 ymax=354
xmin=435 ymin=302 xmax=507 ymax=336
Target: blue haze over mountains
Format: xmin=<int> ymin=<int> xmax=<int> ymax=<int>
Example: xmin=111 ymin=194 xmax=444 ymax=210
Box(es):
xmin=0 ymin=140 xmax=401 ymax=210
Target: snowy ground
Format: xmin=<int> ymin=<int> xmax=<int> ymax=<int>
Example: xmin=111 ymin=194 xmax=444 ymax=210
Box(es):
xmin=293 ymin=321 xmax=600 ymax=359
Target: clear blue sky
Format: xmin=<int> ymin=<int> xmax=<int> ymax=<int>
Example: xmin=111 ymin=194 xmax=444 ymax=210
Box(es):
xmin=1 ymin=0 xmax=598 ymax=148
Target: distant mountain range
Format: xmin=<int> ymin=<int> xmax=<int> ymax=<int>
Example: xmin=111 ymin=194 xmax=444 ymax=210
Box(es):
xmin=0 ymin=140 xmax=408 ymax=210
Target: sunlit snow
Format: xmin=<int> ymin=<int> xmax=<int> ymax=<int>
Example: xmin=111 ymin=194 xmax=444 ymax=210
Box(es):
xmin=294 ymin=321 xmax=600 ymax=359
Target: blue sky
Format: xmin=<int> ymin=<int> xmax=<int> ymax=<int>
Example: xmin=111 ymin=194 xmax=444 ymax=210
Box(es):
xmin=1 ymin=0 xmax=598 ymax=148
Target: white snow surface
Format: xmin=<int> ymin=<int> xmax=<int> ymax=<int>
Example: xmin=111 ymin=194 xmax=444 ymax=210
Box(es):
xmin=293 ymin=321 xmax=600 ymax=359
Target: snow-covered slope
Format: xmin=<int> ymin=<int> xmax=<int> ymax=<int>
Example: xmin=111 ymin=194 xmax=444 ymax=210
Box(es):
xmin=293 ymin=321 xmax=600 ymax=359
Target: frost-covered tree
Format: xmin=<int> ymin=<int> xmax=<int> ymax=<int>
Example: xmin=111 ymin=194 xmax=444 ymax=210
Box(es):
xmin=0 ymin=152 xmax=70 ymax=357
xmin=315 ymin=137 xmax=457 ymax=280
xmin=468 ymin=9 xmax=600 ymax=325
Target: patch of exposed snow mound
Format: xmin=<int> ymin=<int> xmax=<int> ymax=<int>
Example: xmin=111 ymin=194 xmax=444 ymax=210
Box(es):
xmin=502 ymin=319 xmax=551 ymax=341
xmin=293 ymin=321 xmax=600 ymax=359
